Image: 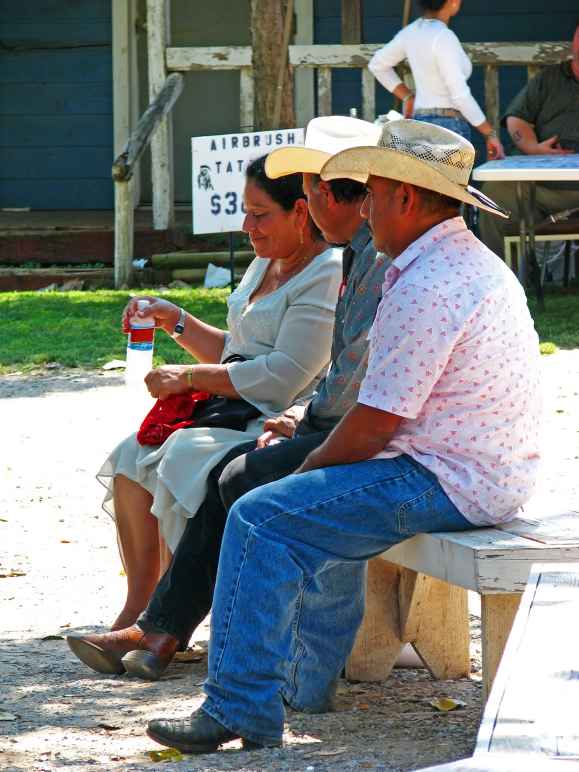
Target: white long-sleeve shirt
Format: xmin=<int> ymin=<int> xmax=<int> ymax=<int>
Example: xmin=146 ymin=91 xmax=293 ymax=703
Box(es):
xmin=368 ymin=17 xmax=486 ymax=128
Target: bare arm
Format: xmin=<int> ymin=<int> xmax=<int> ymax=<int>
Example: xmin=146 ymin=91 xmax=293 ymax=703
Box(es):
xmin=144 ymin=363 xmax=239 ymax=400
xmin=296 ymin=403 xmax=402 ymax=474
xmin=506 ymin=116 xmax=573 ymax=156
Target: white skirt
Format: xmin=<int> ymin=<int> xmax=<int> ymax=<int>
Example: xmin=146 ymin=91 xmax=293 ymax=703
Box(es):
xmin=97 ymin=418 xmax=264 ymax=552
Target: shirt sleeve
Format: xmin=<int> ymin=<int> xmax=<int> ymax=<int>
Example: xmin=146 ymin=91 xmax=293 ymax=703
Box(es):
xmin=432 ymin=29 xmax=486 ymax=127
xmin=358 ymin=283 xmax=460 ymax=419
xmin=227 ymin=256 xmax=341 ymax=416
xmin=368 ymin=31 xmax=406 ymax=93
xmin=501 ymin=70 xmax=544 ymax=127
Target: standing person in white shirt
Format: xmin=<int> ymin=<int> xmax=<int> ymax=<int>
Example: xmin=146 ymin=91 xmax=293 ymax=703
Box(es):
xmin=369 ymin=0 xmax=504 ymax=160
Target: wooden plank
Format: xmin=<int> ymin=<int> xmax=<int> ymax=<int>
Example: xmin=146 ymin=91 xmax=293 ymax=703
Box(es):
xmin=341 ymin=0 xmax=362 ymax=44
xmin=114 ymin=179 xmax=133 ymax=288
xmin=484 ymin=65 xmax=499 ymax=134
xmin=272 ymin=0 xmax=295 ymax=129
xmin=361 ymin=66 xmax=375 ymax=122
xmin=418 ymin=752 xmax=577 ymax=771
xmin=289 ymin=42 xmax=570 ymax=68
xmin=166 ymin=46 xmax=252 ymax=71
xmin=146 ymin=0 xmax=174 ymax=230
xmin=480 ymin=593 xmax=520 ymax=701
xmin=112 ymin=73 xmax=183 ymax=182
xmin=477 ymin=564 xmax=579 ymax=758
xmin=317 ymin=66 xmax=332 ymax=116
xmin=346 ymin=559 xmax=403 ymax=681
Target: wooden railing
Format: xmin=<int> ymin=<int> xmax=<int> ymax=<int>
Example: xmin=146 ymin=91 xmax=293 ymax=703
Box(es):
xmin=167 ymin=41 xmax=570 ymax=131
xmin=119 ymin=40 xmax=570 ymax=286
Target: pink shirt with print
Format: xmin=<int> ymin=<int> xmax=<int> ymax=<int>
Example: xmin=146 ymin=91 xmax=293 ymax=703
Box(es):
xmin=358 ymin=217 xmax=542 ymax=526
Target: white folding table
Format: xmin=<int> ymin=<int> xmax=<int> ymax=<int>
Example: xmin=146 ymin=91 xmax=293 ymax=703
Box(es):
xmin=472 ymin=154 xmax=579 ymax=307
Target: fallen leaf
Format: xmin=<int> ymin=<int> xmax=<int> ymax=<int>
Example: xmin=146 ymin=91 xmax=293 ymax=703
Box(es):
xmin=357 ymin=703 xmax=370 ymax=710
xmin=146 ymin=748 xmax=184 ymax=762
xmin=59 ymin=623 xmax=71 ymax=628
xmin=40 ymin=634 xmax=64 ymax=641
xmin=102 ymin=359 xmax=127 ymax=371
xmin=0 ymin=570 xmax=26 ymax=578
xmin=0 ymin=517 xmax=8 ymax=522
xmin=97 ymin=722 xmax=121 ymax=731
xmin=305 ymin=747 xmax=348 ymax=758
xmin=60 ymin=539 xmax=72 ymax=544
xmin=430 ymin=696 xmax=465 ymax=712
xmin=0 ymin=712 xmax=19 ymax=721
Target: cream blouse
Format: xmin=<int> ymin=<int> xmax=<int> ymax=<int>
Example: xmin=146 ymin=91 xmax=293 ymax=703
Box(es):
xmin=222 ymin=245 xmax=343 ymax=416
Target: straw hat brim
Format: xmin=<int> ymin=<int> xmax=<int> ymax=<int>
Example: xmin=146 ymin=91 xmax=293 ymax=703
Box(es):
xmin=265 ymin=147 xmax=331 ymax=178
xmin=321 ymin=146 xmax=509 ymax=219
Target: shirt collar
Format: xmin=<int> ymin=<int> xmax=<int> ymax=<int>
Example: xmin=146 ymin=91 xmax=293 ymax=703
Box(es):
xmin=391 ymin=216 xmax=467 ymax=275
xmin=349 ymin=221 xmax=372 ymax=254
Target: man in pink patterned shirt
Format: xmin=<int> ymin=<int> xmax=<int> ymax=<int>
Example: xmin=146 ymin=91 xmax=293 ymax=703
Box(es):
xmin=147 ymin=121 xmax=543 ymax=755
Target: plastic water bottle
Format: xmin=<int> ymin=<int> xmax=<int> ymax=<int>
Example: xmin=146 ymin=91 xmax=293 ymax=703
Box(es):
xmin=125 ymin=299 xmax=155 ymax=388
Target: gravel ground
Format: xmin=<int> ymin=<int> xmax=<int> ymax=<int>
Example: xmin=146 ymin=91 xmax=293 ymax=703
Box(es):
xmin=1 ymin=350 xmax=578 ymax=772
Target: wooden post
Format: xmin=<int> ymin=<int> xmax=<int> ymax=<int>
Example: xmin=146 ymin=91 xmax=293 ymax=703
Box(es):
xmin=484 ymin=65 xmax=500 ymax=134
xmin=341 ymin=0 xmax=362 ymax=43
xmin=317 ymin=66 xmax=332 ymax=116
xmin=240 ymin=67 xmax=255 ymax=131
xmin=146 ymin=0 xmax=174 ymax=230
xmin=346 ymin=559 xmax=404 ymax=681
xmin=114 ymin=180 xmax=134 ymax=288
xmin=362 ymin=66 xmax=375 ymax=122
xmin=480 ymin=593 xmax=521 ymax=702
xmin=402 ymin=0 xmax=412 ymax=27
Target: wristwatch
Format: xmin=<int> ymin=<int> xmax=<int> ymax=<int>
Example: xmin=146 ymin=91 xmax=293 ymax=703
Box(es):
xmin=171 ymin=307 xmax=186 ymax=338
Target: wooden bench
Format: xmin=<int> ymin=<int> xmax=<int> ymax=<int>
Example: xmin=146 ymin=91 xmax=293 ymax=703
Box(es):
xmin=346 ymin=499 xmax=579 ymax=701
xmin=416 ymin=562 xmax=579 ymax=770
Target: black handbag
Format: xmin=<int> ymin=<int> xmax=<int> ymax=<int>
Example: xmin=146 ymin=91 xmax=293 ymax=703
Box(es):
xmin=193 ymin=353 xmax=260 ymax=431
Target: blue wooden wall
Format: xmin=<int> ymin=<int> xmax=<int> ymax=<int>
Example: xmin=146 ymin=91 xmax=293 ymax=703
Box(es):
xmin=315 ymin=0 xmax=578 ymax=156
xmin=0 ymin=0 xmax=113 ymax=210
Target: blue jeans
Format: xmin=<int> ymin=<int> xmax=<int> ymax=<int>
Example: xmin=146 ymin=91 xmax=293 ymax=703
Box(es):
xmin=414 ymin=114 xmax=472 ymax=142
xmin=200 ymin=454 xmax=472 ymax=745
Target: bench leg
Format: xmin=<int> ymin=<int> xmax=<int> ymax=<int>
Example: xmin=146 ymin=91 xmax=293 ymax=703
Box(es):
xmin=481 ymin=593 xmax=521 ymax=702
xmin=399 ymin=569 xmax=470 ymax=680
xmin=346 ymin=558 xmax=403 ymax=681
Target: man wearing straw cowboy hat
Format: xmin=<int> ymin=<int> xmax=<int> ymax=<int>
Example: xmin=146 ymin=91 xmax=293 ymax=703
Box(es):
xmin=146 ymin=120 xmax=542 ymax=754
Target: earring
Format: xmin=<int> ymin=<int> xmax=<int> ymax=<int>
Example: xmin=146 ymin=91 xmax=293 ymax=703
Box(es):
xmin=299 ymin=228 xmax=304 ymax=245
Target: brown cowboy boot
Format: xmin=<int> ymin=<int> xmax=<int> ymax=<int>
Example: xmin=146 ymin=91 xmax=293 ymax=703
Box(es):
xmin=66 ymin=626 xmax=180 ymax=678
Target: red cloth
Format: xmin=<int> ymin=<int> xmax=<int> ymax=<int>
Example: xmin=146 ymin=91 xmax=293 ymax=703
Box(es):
xmin=136 ymin=391 xmax=211 ymax=446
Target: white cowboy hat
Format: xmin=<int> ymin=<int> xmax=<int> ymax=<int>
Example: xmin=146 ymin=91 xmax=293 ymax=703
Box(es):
xmin=320 ymin=119 xmax=509 ymax=218
xmin=265 ymin=116 xmax=382 ymax=179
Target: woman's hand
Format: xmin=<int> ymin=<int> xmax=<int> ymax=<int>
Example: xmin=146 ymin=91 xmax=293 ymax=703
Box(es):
xmin=144 ymin=365 xmax=191 ymax=400
xmin=486 ymin=135 xmax=505 ymax=160
xmin=256 ymin=430 xmax=285 ymax=449
xmin=122 ymin=297 xmax=181 ymax=335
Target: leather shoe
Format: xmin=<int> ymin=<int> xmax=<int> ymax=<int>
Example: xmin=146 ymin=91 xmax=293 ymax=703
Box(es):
xmin=147 ymin=709 xmax=278 ymax=754
xmin=66 ymin=625 xmax=179 ymax=677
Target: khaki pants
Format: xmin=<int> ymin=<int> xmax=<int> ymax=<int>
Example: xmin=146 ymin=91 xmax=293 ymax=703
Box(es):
xmin=478 ymin=181 xmax=579 ymax=260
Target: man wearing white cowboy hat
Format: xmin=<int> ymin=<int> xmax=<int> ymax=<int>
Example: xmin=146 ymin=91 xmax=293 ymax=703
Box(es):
xmin=146 ymin=120 xmax=542 ymax=755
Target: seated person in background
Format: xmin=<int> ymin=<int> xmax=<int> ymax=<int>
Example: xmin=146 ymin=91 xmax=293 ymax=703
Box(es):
xmin=67 ymin=153 xmax=343 ymax=669
xmin=145 ymin=119 xmax=543 ymax=755
xmin=479 ymin=19 xmax=579 ymax=259
xmin=66 ymin=118 xmax=386 ymax=690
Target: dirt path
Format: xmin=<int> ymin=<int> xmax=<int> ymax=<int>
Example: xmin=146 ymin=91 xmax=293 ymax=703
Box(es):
xmin=1 ymin=352 xmax=578 ymax=771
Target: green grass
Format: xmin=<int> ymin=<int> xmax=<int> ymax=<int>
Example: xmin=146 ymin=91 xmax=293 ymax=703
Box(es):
xmin=1 ymin=286 xmax=578 ymax=374
xmin=0 ymin=288 xmax=229 ymax=373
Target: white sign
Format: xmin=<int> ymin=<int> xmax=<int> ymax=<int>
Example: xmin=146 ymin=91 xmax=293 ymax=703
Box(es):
xmin=191 ymin=128 xmax=305 ymax=234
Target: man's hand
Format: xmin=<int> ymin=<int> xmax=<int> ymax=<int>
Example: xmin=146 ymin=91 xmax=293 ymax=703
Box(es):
xmin=533 ymin=135 xmax=574 ymax=155
xmin=256 ymin=430 xmax=285 ymax=449
xmin=144 ymin=365 xmax=191 ymax=400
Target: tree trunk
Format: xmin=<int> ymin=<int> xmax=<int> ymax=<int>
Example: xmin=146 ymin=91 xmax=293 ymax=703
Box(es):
xmin=250 ymin=0 xmax=295 ymax=130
